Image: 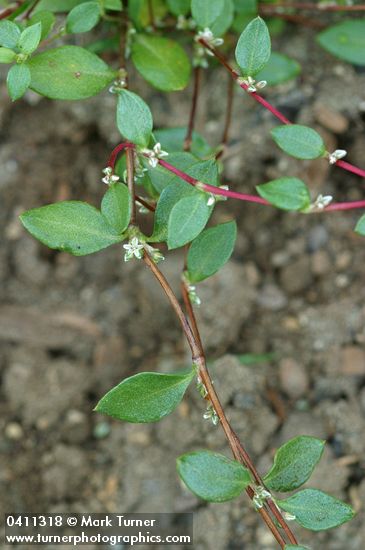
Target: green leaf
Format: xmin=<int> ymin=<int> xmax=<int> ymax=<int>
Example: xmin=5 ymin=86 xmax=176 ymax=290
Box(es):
xmin=20 ymin=201 xmax=123 ymax=256
xmin=235 ymin=16 xmax=271 ymax=76
xmin=131 ymin=34 xmax=191 ymax=92
xmin=101 ymin=183 xmax=131 ymax=234
xmin=95 ymin=369 xmax=194 ymax=423
xmin=256 ymin=177 xmax=310 ymax=212
xmin=28 ymin=46 xmax=116 ymax=99
xmin=271 ymin=124 xmax=326 ymax=160
xmin=116 ymin=89 xmax=153 ymax=147
xmin=234 ymin=0 xmax=257 ymax=14
xmin=104 ymin=0 xmax=122 ymax=10
xmin=168 ymin=193 xmax=212 ymax=250
xmin=153 ymin=127 xmax=214 ymax=158
xmin=150 ymin=182 xmax=194 ymax=242
xmin=0 ymin=47 xmax=16 ymax=64
xmin=210 ymin=0 xmax=234 ymax=37
xmin=7 ymin=64 xmax=31 ymax=101
xmin=317 ymin=20 xmax=365 ymax=66
xmin=66 ymin=1 xmax=101 ymax=34
xmin=29 ymin=11 xmax=56 ymax=41
xmin=278 ymin=489 xmax=355 ymax=531
xmin=0 ymin=20 xmax=21 ymax=49
xmin=187 ymin=221 xmax=237 ymax=282
xmin=177 ymin=450 xmax=251 ymax=502
xmin=255 ymin=52 xmax=300 ymax=86
xmin=166 ymin=0 xmax=190 ymax=16
xmin=18 ymin=22 xmax=42 ymax=55
xmin=191 ymin=0 xmax=224 ymax=28
xmin=264 ymin=436 xmax=325 ymax=493
xmin=355 ymin=214 xmax=365 ymax=236
xmin=128 ymin=0 xmax=167 ymax=29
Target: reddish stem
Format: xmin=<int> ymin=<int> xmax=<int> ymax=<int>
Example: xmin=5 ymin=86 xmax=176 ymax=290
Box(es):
xmin=108 ymin=142 xmax=134 ymax=170
xmin=325 ymin=200 xmax=365 ymax=212
xmin=336 ymin=160 xmax=365 ymax=179
xmin=198 ymin=39 xmax=365 ymax=180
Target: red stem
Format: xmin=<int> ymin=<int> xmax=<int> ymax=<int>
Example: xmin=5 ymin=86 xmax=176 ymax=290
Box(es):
xmin=108 ymin=142 xmax=134 ymax=170
xmin=198 ymin=39 xmax=365 ymax=180
xmin=336 ymin=160 xmax=365 ymax=179
xmin=325 ymin=200 xmax=365 ymax=212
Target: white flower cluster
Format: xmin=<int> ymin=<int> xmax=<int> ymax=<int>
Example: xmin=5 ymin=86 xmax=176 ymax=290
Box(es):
xmin=206 ymin=185 xmax=229 ymax=206
xmin=123 ymin=237 xmax=144 ymax=262
xmin=238 ymin=76 xmax=267 ymax=93
xmin=142 ymin=142 xmax=168 ymax=168
xmin=187 ymin=284 xmax=201 ymax=306
xmin=203 ymin=403 xmax=219 ymax=426
xmin=102 ymin=167 xmax=120 ymax=185
xmin=310 ymin=193 xmax=333 ymax=210
xmin=328 ymin=149 xmax=347 ymax=165
xmin=252 ymin=486 xmax=272 ymax=510
xmin=194 ymin=28 xmax=224 ymax=68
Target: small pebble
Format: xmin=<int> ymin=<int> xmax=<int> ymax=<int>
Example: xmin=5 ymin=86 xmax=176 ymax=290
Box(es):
xmin=279 ymin=358 xmax=310 ymax=399
xmin=5 ymin=422 xmax=23 ymax=440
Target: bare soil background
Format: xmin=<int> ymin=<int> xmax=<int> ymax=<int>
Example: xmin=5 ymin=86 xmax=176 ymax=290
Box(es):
xmin=1 ymin=22 xmax=365 ymax=550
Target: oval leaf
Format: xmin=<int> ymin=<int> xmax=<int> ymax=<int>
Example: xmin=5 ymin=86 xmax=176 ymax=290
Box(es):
xmin=0 ymin=20 xmax=21 ymax=49
xmin=0 ymin=47 xmax=16 ymax=64
xmin=131 ymin=34 xmax=191 ymax=92
xmin=255 ymin=52 xmax=301 ymax=86
xmin=20 ymin=201 xmax=123 ymax=256
xmin=154 ymin=127 xmax=214 ymax=158
xmin=317 ymin=20 xmax=365 ymax=66
xmin=18 ymin=22 xmax=42 ymax=55
xmin=28 ymin=45 xmax=116 ymax=100
xmin=66 ymin=1 xmax=101 ymax=34
xmin=177 ymin=450 xmax=251 ymax=502
xmin=116 ymin=89 xmax=153 ymax=147
xmin=271 ymin=124 xmax=326 ymax=160
xmin=151 ymin=182 xmax=194 ymax=242
xmin=264 ymin=436 xmax=325 ymax=492
xmin=168 ymin=194 xmax=212 ymax=250
xmin=235 ymin=16 xmax=271 ymax=76
xmin=95 ymin=369 xmax=194 ymax=423
xmin=256 ymin=177 xmax=310 ymax=211
xmin=210 ymin=0 xmax=234 ymax=37
xmin=191 ymin=0 xmax=224 ymax=28
xmin=29 ymin=11 xmax=56 ymax=41
xmin=101 ymin=183 xmax=131 ymax=234
xmin=187 ymin=221 xmax=237 ymax=282
xmin=166 ymin=0 xmax=190 ymax=16
xmin=278 ymin=489 xmax=355 ymax=531
xmin=7 ymin=64 xmax=31 ymax=101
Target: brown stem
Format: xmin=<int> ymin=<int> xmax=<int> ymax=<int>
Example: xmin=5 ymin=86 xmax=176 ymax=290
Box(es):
xmin=262 ymin=11 xmax=326 ymax=29
xmin=0 ymin=0 xmax=24 ymax=20
xmin=126 ymin=148 xmax=136 ymax=225
xmin=216 ymin=74 xmax=235 ymax=159
xmin=180 ymin=280 xmax=298 ymax=546
xmin=135 ymin=194 xmax=156 ymax=212
xmin=184 ymin=66 xmax=202 ymax=152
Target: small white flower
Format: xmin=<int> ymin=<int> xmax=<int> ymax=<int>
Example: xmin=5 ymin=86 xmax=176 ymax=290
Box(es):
xmin=142 ymin=142 xmax=168 ymax=169
xmin=123 ymin=237 xmax=144 ymax=262
xmin=252 ymin=486 xmax=272 ymax=509
xmin=102 ymin=167 xmax=120 ymax=185
xmin=328 ymin=149 xmax=347 ymax=165
xmin=310 ymin=194 xmax=333 ymax=210
xmin=283 ymin=512 xmax=296 ymax=521
xmin=203 ymin=404 xmax=219 ymax=425
xmin=188 ymin=284 xmax=201 ymax=306
xmin=238 ymin=76 xmax=267 ymax=93
xmin=195 ymin=28 xmax=224 ymax=59
xmin=207 ymin=195 xmax=216 ymax=207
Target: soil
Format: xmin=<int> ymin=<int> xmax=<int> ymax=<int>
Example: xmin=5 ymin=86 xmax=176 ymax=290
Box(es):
xmin=1 ymin=22 xmax=365 ymax=550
